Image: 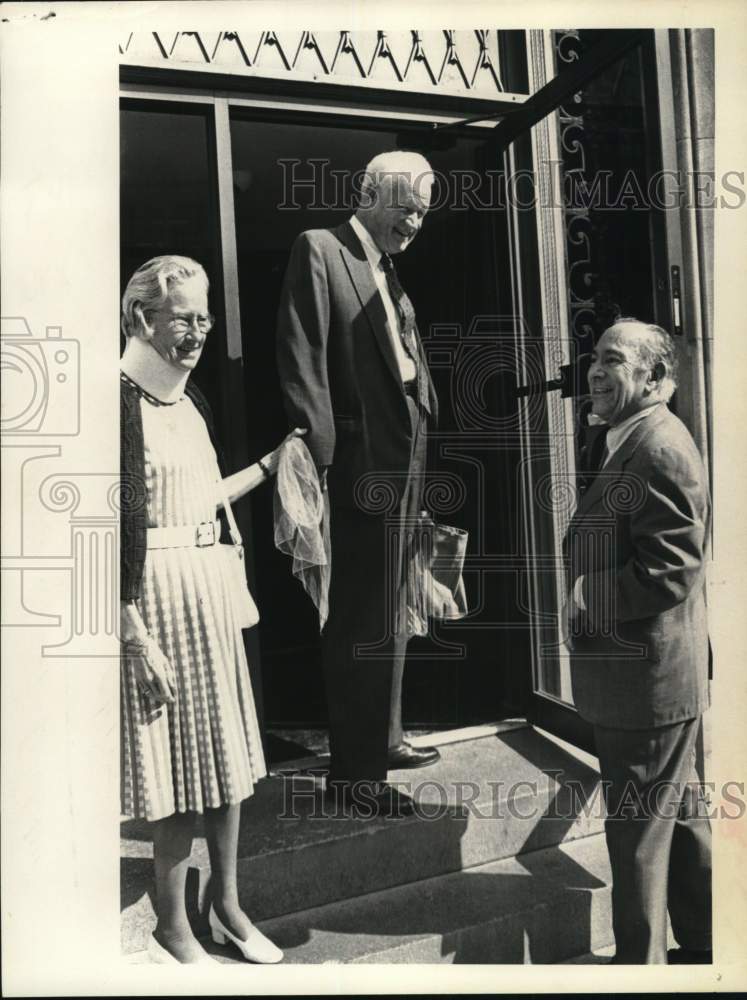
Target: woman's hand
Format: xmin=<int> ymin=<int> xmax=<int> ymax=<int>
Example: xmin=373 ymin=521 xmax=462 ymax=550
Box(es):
xmin=120 ymin=600 xmax=176 ymax=705
xmin=221 ymin=428 xmax=308 ymax=504
xmin=125 ymin=636 xmax=177 ymax=705
xmin=262 ymin=427 xmax=307 ymax=476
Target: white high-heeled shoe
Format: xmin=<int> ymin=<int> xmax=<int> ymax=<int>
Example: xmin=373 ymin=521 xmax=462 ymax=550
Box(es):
xmin=147 ymin=933 xmax=218 ymax=965
xmin=208 ymin=905 xmax=283 ymax=964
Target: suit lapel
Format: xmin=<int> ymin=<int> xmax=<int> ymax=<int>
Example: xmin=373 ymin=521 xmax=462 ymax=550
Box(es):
xmin=335 ymin=221 xmax=403 ymax=390
xmin=573 ymin=404 xmax=670 ymax=519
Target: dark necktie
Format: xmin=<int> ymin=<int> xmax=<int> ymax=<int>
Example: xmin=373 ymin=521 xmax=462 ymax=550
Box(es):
xmin=380 ymin=253 xmax=430 ymax=414
xmin=580 ymin=426 xmax=609 ymax=495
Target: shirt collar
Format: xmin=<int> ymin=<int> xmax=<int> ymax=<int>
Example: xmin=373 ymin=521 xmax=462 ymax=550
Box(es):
xmin=350 ymin=214 xmax=385 ymax=269
xmin=605 ymin=402 xmax=663 ymax=457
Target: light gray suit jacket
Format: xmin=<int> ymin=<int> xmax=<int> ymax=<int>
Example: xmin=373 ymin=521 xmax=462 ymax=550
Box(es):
xmin=565 ymin=404 xmax=710 ymax=729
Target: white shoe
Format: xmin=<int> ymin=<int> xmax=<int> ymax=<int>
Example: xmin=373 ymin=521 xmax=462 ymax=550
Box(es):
xmin=147 ymin=933 xmax=218 ymax=965
xmin=208 ymin=905 xmax=283 ymax=964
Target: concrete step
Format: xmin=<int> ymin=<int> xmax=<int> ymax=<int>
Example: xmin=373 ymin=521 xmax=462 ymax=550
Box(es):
xmin=121 ymin=726 xmax=605 ymax=954
xmin=560 ymin=927 xmax=678 ymax=963
xmin=560 ymin=944 xmax=615 ymax=964
xmin=129 ymin=832 xmax=614 ymax=965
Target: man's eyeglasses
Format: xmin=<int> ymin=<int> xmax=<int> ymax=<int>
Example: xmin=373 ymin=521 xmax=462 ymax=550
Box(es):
xmin=162 ymin=312 xmax=215 ymax=335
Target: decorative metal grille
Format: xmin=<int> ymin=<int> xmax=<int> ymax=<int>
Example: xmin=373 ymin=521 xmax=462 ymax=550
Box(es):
xmin=560 ymin=28 xmax=662 ymax=350
xmin=555 ymin=30 xmax=598 ymax=353
xmin=119 ymin=29 xmax=524 ymax=100
xmin=555 ymin=30 xmax=629 ymax=338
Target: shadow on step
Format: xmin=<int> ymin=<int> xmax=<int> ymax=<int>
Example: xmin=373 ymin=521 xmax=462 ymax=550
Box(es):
xmin=497 ymin=727 xmax=602 ymax=857
xmin=120 ymin=725 xmax=608 ymax=960
xmin=262 ymin=861 xmax=608 ymax=964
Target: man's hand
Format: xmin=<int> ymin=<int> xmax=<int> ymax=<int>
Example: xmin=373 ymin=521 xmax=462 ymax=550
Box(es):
xmin=562 ymin=580 xmax=585 ymax=651
xmin=561 ymin=597 xmax=576 ymax=651
xmin=424 ymin=571 xmax=459 ymax=619
xmin=285 ymin=426 xmax=307 ymax=445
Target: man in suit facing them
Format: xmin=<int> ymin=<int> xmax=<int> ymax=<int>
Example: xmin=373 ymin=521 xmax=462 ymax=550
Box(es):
xmin=566 ymin=318 xmax=712 ymax=963
xmin=276 ymin=151 xmax=452 ymax=816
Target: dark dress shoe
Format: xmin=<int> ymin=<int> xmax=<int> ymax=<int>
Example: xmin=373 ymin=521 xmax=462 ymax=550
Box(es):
xmin=388 ymin=742 xmax=441 ymax=769
xmin=324 ymin=780 xmax=415 ymax=818
xmin=667 ymin=947 xmax=712 ymax=964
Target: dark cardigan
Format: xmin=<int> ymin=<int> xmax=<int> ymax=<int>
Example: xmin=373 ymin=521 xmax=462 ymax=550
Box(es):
xmin=120 ymin=375 xmax=228 ymax=601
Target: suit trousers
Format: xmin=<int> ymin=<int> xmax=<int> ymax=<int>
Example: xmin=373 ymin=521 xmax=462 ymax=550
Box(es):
xmin=322 ymin=395 xmax=427 ymax=784
xmin=594 ymin=715 xmax=712 ymax=963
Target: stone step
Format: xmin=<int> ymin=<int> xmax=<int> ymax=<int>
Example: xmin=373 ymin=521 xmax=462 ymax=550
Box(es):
xmin=560 ymin=928 xmax=678 ymax=963
xmin=129 ymin=832 xmax=614 ymax=965
xmin=560 ymin=944 xmax=615 ymax=964
xmin=121 ymin=726 xmax=605 ymax=954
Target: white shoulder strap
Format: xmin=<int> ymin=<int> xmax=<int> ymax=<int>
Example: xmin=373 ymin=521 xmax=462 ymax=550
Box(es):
xmin=216 ymin=478 xmax=243 ymax=548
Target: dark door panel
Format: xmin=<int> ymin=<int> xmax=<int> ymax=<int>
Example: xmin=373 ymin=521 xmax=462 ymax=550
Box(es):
xmin=229 ymin=110 xmax=530 ymax=728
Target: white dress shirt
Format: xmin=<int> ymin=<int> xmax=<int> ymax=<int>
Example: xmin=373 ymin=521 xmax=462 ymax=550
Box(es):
xmin=602 ymin=402 xmax=664 ymax=466
xmin=572 ymin=403 xmax=664 ymax=612
xmin=349 ymin=214 xmax=417 ymax=383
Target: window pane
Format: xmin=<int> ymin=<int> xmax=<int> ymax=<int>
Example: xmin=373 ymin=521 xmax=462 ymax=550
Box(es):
xmin=120 ymin=102 xmax=225 ymax=416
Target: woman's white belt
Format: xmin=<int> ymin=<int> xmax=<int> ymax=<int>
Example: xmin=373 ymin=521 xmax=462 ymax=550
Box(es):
xmin=146 ymin=520 xmax=220 ymax=549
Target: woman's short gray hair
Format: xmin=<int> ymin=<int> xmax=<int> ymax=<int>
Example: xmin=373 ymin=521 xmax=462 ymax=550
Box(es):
xmin=121 ymin=255 xmax=209 ymax=340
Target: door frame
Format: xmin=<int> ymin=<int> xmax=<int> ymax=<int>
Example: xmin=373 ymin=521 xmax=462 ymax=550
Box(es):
xmin=119 ymin=80 xmax=543 ymax=729
xmin=504 ymin=32 xmax=596 ymax=752
xmin=119 ymin=48 xmax=617 ymax=750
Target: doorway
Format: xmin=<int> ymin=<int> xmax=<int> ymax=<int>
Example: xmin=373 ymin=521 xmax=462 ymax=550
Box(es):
xmin=119 ymin=28 xmax=701 ymax=762
xmin=229 ymin=109 xmax=532 ymax=731
xmin=119 ymin=85 xmax=572 ymax=754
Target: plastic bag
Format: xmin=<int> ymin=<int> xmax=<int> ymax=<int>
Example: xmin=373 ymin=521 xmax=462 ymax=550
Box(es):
xmin=406 ymin=512 xmax=468 ymax=637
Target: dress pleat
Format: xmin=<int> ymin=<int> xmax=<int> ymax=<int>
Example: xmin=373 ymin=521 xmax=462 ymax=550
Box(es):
xmin=121 ymin=396 xmax=266 ymax=822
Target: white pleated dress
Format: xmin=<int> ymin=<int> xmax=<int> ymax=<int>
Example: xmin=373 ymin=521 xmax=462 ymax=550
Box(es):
xmin=121 ymin=394 xmax=266 ymax=822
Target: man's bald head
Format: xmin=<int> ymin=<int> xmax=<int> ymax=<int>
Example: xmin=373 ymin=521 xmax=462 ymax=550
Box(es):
xmin=355 ymin=150 xmax=434 ymax=255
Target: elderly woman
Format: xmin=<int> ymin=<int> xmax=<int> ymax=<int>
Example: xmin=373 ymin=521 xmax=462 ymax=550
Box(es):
xmin=120 ymin=255 xmax=295 ymax=965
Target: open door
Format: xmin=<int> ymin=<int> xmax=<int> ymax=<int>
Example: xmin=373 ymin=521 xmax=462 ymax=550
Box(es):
xmin=488 ymin=29 xmax=689 ymax=753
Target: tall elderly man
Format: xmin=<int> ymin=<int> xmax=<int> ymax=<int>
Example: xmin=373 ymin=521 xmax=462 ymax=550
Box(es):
xmin=565 ymin=319 xmax=712 ymax=964
xmin=276 ymin=151 xmax=443 ymax=816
